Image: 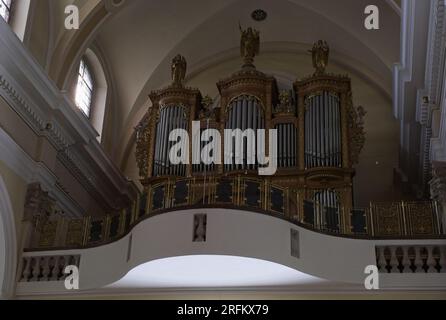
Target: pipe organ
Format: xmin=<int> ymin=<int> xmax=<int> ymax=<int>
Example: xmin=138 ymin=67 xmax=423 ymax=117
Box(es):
xmin=153 ymin=104 xmax=189 ymax=176
xmin=135 ymin=32 xmax=366 ymax=234
xmin=224 ymin=95 xmax=265 ymax=172
xmin=304 ymin=92 xmax=342 ymax=169
xmin=276 ymin=123 xmax=297 ymax=168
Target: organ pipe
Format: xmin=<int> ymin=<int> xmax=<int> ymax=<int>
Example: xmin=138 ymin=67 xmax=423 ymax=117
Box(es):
xmin=304 ymin=92 xmax=341 ymax=169
xmin=153 ymin=105 xmax=188 ymax=177
xmin=224 ymin=95 xmax=264 ymax=172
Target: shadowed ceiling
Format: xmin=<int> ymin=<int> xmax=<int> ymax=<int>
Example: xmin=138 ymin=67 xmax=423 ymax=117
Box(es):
xmin=43 ymin=0 xmax=400 ymax=173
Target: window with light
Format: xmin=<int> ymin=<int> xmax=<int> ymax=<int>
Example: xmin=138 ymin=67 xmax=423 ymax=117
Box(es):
xmin=0 ymin=0 xmax=12 ymax=23
xmin=75 ymin=59 xmax=94 ymax=117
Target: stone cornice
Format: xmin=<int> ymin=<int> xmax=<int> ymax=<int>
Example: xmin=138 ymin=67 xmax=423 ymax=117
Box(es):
xmin=0 ymin=127 xmax=84 ymax=218
xmin=427 ymin=0 xmax=446 ymax=163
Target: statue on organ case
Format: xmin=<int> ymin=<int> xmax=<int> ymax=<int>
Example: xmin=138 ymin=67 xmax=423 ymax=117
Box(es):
xmin=239 ymin=24 xmax=260 ymax=68
xmin=171 ymin=54 xmax=187 ymax=87
xmin=310 ymin=40 xmax=330 ymax=75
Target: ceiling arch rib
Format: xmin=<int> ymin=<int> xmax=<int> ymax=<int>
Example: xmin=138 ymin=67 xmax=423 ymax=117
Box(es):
xmin=48 ymin=0 xmax=128 ymax=89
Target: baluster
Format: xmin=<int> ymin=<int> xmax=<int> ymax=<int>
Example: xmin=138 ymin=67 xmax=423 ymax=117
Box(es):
xmin=73 ymin=255 xmax=81 ymax=268
xmin=50 ymin=256 xmax=60 ymax=281
xmin=401 ymin=246 xmax=411 ymax=273
xmin=31 ymin=257 xmax=41 ymax=281
xmin=439 ymin=246 xmax=446 ymax=273
xmin=375 ymin=247 xmax=383 ymax=271
xmin=383 ymin=247 xmax=392 ymax=273
xmin=57 ymin=256 xmax=66 ymax=281
xmin=426 ymin=246 xmax=437 ymax=273
xmin=432 ymin=247 xmax=441 ymax=273
xmin=63 ymin=255 xmax=71 ymax=276
xmin=414 ymin=247 xmax=424 ymax=273
xmin=395 ymin=247 xmax=404 ymax=273
xmin=69 ymin=255 xmax=77 ymax=267
xmin=420 ymin=247 xmax=429 ymax=273
xmin=408 ymin=247 xmax=416 ymax=273
xmin=21 ymin=257 xmax=31 ymax=282
xmin=389 ymin=247 xmax=399 ymax=273
xmin=41 ymin=256 xmax=51 ymax=281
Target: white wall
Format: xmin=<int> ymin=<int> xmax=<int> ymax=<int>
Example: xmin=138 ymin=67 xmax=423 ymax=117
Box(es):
xmin=0 ymin=214 xmax=5 ymax=298
xmin=16 ymin=209 xmax=446 ymax=296
xmin=0 ymin=175 xmax=17 ymax=299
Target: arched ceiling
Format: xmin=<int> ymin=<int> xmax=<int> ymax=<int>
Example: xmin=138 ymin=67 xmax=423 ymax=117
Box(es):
xmin=45 ymin=0 xmax=401 ymax=166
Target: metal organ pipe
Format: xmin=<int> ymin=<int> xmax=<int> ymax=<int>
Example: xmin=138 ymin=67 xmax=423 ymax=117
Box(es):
xmin=335 ymin=96 xmax=341 ymax=166
xmin=158 ymin=107 xmax=166 ymax=175
xmin=224 ymin=95 xmax=264 ymax=173
xmin=159 ymin=108 xmax=167 ymax=174
xmin=286 ymin=124 xmax=290 ymax=167
xmin=313 ymin=190 xmax=340 ymax=231
xmin=247 ymin=100 xmax=251 ymax=170
xmin=153 ymin=105 xmax=189 ymax=177
xmin=326 ymin=94 xmax=330 ymax=167
xmin=304 ymin=93 xmax=342 ymax=169
xmin=181 ymin=108 xmax=187 ymax=176
xmin=172 ymin=106 xmax=178 ymax=176
xmin=328 ymin=94 xmax=333 ymax=167
xmin=275 ymin=123 xmax=297 ymax=169
xmin=160 ymin=107 xmax=169 ymax=175
xmin=154 ymin=110 xmax=162 ymax=176
xmin=311 ymin=97 xmax=317 ymax=167
xmin=242 ymin=98 xmax=248 ymax=169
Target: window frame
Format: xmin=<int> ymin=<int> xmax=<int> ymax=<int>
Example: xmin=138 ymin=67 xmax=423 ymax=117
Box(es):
xmin=75 ymin=58 xmax=96 ymax=118
xmin=0 ymin=0 xmax=13 ymax=24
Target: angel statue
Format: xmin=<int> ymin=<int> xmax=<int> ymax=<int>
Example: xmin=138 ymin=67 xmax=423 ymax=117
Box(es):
xmin=171 ymin=54 xmax=187 ymax=87
xmin=310 ymin=40 xmax=330 ymax=75
xmin=239 ymin=24 xmax=260 ymax=67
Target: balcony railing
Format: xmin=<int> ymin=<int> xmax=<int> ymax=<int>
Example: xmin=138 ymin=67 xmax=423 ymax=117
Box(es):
xmin=25 ymin=176 xmax=445 ymax=251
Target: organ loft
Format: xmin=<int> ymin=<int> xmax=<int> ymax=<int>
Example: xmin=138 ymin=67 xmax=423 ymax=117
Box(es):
xmin=135 ymin=27 xmax=368 ymax=234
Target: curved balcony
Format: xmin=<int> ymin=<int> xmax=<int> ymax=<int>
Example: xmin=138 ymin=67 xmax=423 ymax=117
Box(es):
xmin=26 ymin=176 xmax=445 ymax=252
xmin=17 ymin=208 xmax=446 ymax=296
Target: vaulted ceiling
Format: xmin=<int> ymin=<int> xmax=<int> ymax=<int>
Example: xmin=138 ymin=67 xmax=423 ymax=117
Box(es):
xmin=32 ymin=0 xmax=401 ymax=170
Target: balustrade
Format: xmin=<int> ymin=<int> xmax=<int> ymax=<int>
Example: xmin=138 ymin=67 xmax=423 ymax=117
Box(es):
xmin=19 ymin=255 xmax=80 ymax=282
xmin=376 ymin=246 xmax=446 ymax=273
xmin=25 ymin=176 xmax=445 ymax=250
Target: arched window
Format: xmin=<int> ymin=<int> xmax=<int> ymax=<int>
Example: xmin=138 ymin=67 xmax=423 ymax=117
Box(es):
xmin=0 ymin=0 xmax=13 ymax=23
xmin=75 ymin=59 xmax=94 ymax=117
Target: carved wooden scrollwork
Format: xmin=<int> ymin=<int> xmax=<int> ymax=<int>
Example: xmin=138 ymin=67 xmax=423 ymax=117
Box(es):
xmin=135 ymin=114 xmax=151 ymax=178
xmin=346 ymin=92 xmax=366 ymax=165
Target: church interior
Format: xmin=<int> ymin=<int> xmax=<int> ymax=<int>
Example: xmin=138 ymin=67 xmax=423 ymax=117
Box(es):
xmin=0 ymin=0 xmax=445 ymax=300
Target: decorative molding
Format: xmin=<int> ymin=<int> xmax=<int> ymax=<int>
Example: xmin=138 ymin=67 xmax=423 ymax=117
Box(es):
xmin=425 ymin=0 xmax=446 ymax=164
xmin=393 ymin=0 xmax=416 ymax=119
xmin=0 ymin=18 xmax=137 ymax=213
xmin=0 ymin=126 xmax=84 ymax=218
xmin=393 ymin=0 xmax=445 ymax=193
xmin=430 ymin=161 xmax=446 ymax=203
xmin=0 ymin=72 xmax=45 ymax=133
xmin=425 ymin=0 xmax=446 ymax=106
